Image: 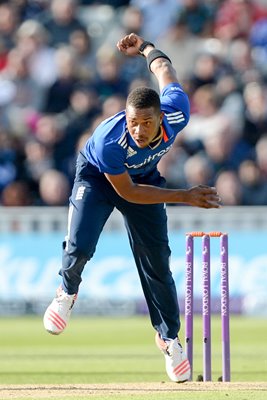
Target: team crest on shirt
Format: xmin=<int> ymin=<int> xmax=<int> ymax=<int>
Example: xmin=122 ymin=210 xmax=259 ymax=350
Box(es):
xmin=126 ymin=146 xmax=137 ymax=158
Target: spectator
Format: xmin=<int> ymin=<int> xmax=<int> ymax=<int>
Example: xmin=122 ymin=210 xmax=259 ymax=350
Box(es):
xmin=105 ymin=6 xmax=149 ymax=83
xmin=13 ymin=0 xmax=48 ymax=22
xmin=15 ymin=19 xmax=57 ymax=89
xmin=105 ymin=5 xmax=143 ymax=47
xmin=128 ymin=77 xmax=151 ymax=92
xmin=69 ymin=28 xmax=96 ymax=81
xmin=188 ymin=52 xmax=220 ymax=92
xmin=59 ymin=85 xmax=100 ymax=133
xmin=0 ymin=37 xmax=8 ymax=72
xmin=40 ymin=0 xmax=87 ymax=47
xmin=130 ymin=0 xmax=182 ymax=42
xmin=250 ymin=18 xmax=267 ymax=76
xmin=241 ymin=81 xmax=267 ymax=148
xmin=238 ymin=159 xmax=267 ymax=205
xmin=101 ymin=94 xmax=126 ymax=119
xmin=183 ymin=152 xmax=214 ymax=187
xmin=215 ymin=170 xmax=243 ymax=205
xmin=227 ymin=38 xmax=260 ymax=87
xmin=1 ymin=180 xmax=33 ymax=206
xmin=39 ymin=169 xmax=71 ymax=205
xmin=0 ymin=47 xmax=43 ymax=134
xmin=94 ymin=44 xmax=129 ymax=100
xmin=0 ymin=129 xmax=21 ymax=193
xmin=255 ymin=135 xmax=267 ymax=179
xmin=23 ymin=139 xmax=55 ymax=189
xmin=0 ymin=2 xmax=18 ymax=50
xmin=33 ymin=114 xmax=65 ymax=173
xmin=42 ymin=45 xmax=79 ymax=113
xmin=157 ymin=136 xmax=189 ymax=189
xmin=201 ymin=126 xmax=250 ymax=174
xmin=215 ymin=73 xmax=244 ymax=135
xmin=214 ymin=0 xmax=267 ymax=42
xmin=156 ymin=17 xmax=205 ymax=83
xmin=184 ymin=84 xmax=237 ymax=146
xmin=57 ymin=84 xmax=100 ymax=178
xmin=175 ymin=0 xmax=215 ymax=37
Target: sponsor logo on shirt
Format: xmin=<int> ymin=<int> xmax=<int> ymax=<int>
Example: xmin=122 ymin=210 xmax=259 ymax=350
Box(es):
xmin=170 ymin=86 xmax=183 ymax=92
xmin=125 ymin=145 xmax=172 ymax=169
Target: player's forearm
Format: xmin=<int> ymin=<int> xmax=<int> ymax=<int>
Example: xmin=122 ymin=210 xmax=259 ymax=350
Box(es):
xmin=106 ymin=172 xmax=220 ymax=208
xmin=116 ymin=183 xmax=220 ymax=209
xmin=142 ymin=46 xmax=178 ymax=90
xmin=151 ymin=61 xmax=178 ymax=91
xmin=121 ymin=184 xmax=189 ymax=205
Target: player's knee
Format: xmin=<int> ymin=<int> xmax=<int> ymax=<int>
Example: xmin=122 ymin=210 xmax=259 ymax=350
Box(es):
xmin=63 ymin=240 xmax=95 ymax=259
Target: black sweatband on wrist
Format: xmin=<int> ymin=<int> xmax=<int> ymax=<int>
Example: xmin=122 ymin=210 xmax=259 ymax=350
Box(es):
xmin=138 ymin=41 xmax=155 ymax=56
xmin=146 ymin=49 xmax=172 ymax=71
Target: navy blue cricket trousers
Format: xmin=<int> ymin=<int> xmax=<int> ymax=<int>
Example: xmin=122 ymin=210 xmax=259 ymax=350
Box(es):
xmin=60 ymin=152 xmax=180 ymax=339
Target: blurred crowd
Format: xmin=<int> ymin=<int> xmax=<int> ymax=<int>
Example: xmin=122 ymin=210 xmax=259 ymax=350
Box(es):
xmin=1 ymin=0 xmax=267 ymax=206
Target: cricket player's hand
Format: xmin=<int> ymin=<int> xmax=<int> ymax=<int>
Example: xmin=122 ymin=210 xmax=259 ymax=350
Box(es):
xmin=186 ymin=185 xmax=221 ymax=209
xmin=117 ymin=33 xmax=147 ymax=56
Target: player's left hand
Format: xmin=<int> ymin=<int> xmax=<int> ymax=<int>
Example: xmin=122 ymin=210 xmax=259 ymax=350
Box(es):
xmin=117 ymin=33 xmax=144 ymax=56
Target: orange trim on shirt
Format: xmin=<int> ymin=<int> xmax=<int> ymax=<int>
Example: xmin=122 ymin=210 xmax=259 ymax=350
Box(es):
xmin=162 ymin=127 xmax=168 ymax=142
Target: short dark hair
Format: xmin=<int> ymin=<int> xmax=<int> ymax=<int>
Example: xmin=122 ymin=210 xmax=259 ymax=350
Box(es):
xmin=126 ymin=87 xmax=161 ymax=113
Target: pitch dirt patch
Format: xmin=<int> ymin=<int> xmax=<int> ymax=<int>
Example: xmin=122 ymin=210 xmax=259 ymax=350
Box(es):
xmin=0 ymin=382 xmax=266 ymax=399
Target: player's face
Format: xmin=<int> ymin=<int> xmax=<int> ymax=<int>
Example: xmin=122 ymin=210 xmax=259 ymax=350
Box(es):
xmin=126 ymin=105 xmax=164 ymax=148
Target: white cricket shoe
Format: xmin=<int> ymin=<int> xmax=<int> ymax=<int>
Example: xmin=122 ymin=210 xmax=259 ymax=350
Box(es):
xmin=155 ymin=332 xmax=191 ymax=382
xmin=43 ymin=286 xmax=77 ymax=335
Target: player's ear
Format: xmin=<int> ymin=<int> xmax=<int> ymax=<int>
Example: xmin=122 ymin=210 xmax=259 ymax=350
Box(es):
xmin=160 ymin=111 xmax=164 ymax=124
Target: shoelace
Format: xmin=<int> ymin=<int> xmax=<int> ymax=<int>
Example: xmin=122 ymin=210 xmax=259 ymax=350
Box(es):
xmin=56 ymin=291 xmax=76 ymax=310
xmin=165 ymin=340 xmax=183 ymax=357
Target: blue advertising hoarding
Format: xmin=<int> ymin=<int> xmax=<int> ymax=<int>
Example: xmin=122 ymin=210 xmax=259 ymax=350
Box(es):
xmin=0 ymin=231 xmax=266 ymax=315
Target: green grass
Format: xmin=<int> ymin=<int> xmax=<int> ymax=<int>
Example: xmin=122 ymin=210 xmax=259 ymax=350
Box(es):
xmin=3 ymin=394 xmax=267 ymax=400
xmin=0 ymin=315 xmax=266 ymax=399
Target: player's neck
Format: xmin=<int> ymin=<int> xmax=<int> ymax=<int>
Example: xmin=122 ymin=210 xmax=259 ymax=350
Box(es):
xmin=149 ymin=126 xmax=163 ymax=149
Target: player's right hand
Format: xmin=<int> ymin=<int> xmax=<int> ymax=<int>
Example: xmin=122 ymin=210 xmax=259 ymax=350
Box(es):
xmin=186 ymin=185 xmax=221 ymax=208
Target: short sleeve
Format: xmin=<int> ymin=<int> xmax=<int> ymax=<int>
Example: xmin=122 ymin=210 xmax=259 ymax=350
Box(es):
xmin=160 ymin=83 xmax=190 ymax=132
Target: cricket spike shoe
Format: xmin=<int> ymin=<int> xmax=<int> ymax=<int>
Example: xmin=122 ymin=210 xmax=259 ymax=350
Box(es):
xmin=155 ymin=332 xmax=191 ymax=382
xmin=43 ymin=286 xmax=77 ymax=335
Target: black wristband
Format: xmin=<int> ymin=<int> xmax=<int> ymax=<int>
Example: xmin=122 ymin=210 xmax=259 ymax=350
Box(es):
xmin=138 ymin=41 xmax=155 ymax=56
xmin=146 ymin=49 xmax=172 ymax=71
